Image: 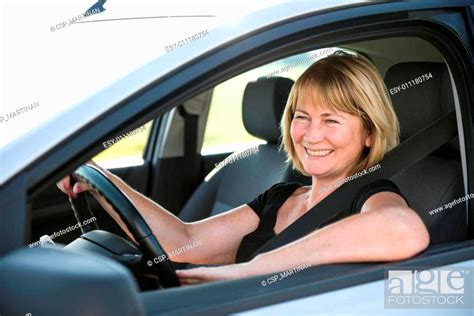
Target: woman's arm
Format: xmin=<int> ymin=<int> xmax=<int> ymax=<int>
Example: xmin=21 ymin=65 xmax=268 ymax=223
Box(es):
xmin=59 ymin=162 xmax=261 ymax=265
xmin=247 ymin=191 xmax=430 ymax=276
xmin=176 ymin=191 xmax=430 ymax=284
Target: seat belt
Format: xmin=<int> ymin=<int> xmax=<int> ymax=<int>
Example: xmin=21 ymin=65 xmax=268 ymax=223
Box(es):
xmin=178 ymin=105 xmax=199 ymax=158
xmin=249 ymin=111 xmax=457 ymax=259
xmin=177 ymin=105 xmax=201 ymax=205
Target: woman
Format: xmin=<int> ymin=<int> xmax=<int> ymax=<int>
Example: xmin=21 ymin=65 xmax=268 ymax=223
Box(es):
xmin=57 ymin=51 xmax=430 ymax=285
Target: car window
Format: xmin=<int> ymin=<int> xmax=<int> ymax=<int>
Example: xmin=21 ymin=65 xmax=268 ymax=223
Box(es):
xmin=93 ymin=121 xmax=153 ymax=168
xmin=201 ymin=82 xmax=264 ymax=155
xmin=201 ymin=47 xmax=341 ymax=155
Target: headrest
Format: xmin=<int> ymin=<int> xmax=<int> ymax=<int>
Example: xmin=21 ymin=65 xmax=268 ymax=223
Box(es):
xmin=384 ymin=62 xmax=455 ymax=142
xmin=242 ymin=77 xmax=294 ymax=144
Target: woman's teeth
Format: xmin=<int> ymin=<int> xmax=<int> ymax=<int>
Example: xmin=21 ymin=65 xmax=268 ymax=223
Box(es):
xmin=305 ymin=148 xmax=333 ymax=157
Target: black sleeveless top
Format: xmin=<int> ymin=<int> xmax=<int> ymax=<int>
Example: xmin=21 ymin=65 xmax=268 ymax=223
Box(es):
xmin=235 ymin=179 xmax=408 ymax=263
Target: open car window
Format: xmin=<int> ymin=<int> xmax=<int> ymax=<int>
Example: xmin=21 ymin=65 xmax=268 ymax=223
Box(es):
xmin=93 ymin=120 xmax=153 ymax=169
xmin=201 ymin=47 xmax=342 ymax=155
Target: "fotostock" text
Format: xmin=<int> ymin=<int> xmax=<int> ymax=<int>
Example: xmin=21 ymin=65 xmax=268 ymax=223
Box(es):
xmin=265 ymin=48 xmax=335 ymax=79
xmin=428 ymin=193 xmax=474 ymax=216
xmin=318 ymin=164 xmax=381 ymax=194
xmin=28 ymin=217 xmax=97 ymax=248
xmin=385 ymin=267 xmax=473 ymax=309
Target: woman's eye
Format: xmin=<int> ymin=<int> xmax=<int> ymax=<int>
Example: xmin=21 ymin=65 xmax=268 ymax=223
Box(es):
xmin=294 ymin=115 xmax=308 ymax=120
xmin=326 ymin=119 xmax=339 ymax=124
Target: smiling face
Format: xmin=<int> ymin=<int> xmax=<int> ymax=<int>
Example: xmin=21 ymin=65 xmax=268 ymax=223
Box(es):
xmin=281 ymin=52 xmax=400 ymax=182
xmin=290 ymin=89 xmax=372 ymax=182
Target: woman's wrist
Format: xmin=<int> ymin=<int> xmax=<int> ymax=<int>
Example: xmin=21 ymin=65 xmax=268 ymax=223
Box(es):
xmin=243 ymin=255 xmax=269 ymax=277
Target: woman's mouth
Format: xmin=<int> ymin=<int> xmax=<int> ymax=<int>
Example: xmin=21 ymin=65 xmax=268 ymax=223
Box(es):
xmin=304 ymin=148 xmax=334 ymax=158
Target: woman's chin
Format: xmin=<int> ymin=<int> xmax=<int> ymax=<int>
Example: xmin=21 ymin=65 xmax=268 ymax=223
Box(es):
xmin=304 ymin=167 xmax=333 ymax=178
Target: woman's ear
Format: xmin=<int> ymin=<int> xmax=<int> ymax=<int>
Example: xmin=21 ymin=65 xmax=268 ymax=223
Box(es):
xmin=364 ymin=131 xmax=372 ymax=147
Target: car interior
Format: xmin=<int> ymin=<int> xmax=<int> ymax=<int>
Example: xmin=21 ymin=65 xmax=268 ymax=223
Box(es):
xmin=28 ymin=35 xmax=469 ymax=293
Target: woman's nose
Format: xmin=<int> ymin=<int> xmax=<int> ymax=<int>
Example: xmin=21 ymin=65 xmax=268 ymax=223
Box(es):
xmin=303 ymin=121 xmax=325 ymax=143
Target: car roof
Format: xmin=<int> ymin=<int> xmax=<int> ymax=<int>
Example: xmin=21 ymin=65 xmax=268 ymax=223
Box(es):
xmin=0 ymin=0 xmax=372 ymax=185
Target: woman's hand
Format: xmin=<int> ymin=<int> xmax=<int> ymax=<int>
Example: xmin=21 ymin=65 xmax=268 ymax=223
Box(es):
xmin=176 ymin=263 xmax=254 ymax=286
xmin=56 ymin=160 xmax=138 ymax=243
xmin=56 ymin=160 xmax=104 ymax=198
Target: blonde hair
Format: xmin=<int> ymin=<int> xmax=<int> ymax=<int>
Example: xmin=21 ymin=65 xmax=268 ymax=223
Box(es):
xmin=280 ymin=51 xmax=400 ymax=177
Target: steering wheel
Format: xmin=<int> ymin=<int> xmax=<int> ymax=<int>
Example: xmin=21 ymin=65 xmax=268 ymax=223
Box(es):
xmin=70 ymin=164 xmax=180 ymax=288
